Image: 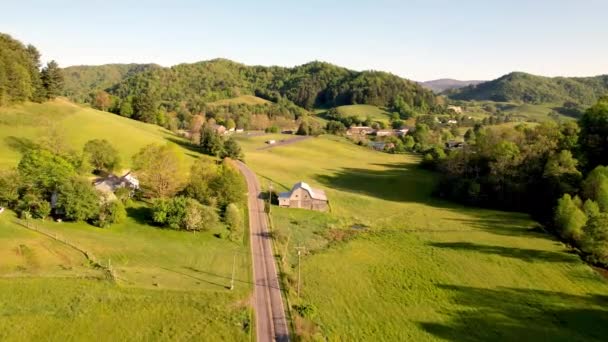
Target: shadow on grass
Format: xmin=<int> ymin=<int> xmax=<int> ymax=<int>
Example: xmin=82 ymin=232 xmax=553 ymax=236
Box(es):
xmin=5 ymin=136 xmax=38 ymax=154
xmin=419 ymin=285 xmax=608 ymax=341
xmin=166 ymin=136 xmax=202 ymax=154
xmin=126 ymin=206 xmax=153 ymax=225
xmin=428 ymin=242 xmax=576 ymax=263
xmin=183 ymin=266 xmax=256 ymax=287
xmin=314 ymin=162 xmax=438 ymax=203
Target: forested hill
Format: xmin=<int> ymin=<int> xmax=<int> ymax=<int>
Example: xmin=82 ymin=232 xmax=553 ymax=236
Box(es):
xmin=0 ymin=34 xmax=43 ymax=105
xmin=447 ymin=72 xmax=608 ymax=105
xmin=62 ymin=63 xmax=157 ymax=103
xmin=63 ymin=59 xmax=440 ymax=113
xmin=420 ymin=78 xmax=485 ymax=93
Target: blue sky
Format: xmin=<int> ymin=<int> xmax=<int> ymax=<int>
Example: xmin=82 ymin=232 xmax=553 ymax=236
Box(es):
xmin=2 ymin=0 xmax=607 ymax=80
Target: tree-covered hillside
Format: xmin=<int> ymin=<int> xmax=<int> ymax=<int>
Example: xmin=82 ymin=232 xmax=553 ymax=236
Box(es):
xmin=63 ymin=59 xmax=440 ymax=125
xmin=448 ymin=72 xmax=608 ymax=105
xmin=62 ymin=63 xmax=156 ymax=103
xmin=0 ymin=33 xmax=64 ymax=106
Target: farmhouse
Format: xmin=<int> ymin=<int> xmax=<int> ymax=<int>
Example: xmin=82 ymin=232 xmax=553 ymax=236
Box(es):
xmin=375 ymin=129 xmax=395 ymax=137
xmin=211 ymin=123 xmax=227 ymax=135
xmin=346 ymin=126 xmax=374 ymax=136
xmin=278 ymin=182 xmax=328 ymax=211
xmin=93 ymin=171 xmax=140 ymax=196
xmin=447 ymin=105 xmax=463 ymax=114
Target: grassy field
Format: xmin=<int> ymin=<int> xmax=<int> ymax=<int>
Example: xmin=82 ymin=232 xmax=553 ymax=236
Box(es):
xmin=335 ymin=104 xmax=392 ymax=123
xmin=0 ymin=100 xmax=252 ymax=340
xmin=207 ymin=95 xmax=271 ymax=106
xmin=235 ymin=133 xmax=608 ymax=341
xmin=0 ymin=98 xmax=200 ymax=168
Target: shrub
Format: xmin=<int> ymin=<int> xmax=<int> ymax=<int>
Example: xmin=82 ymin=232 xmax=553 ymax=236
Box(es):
xmin=94 ymin=200 xmax=127 ymax=228
xmin=554 ymin=194 xmax=587 ymax=242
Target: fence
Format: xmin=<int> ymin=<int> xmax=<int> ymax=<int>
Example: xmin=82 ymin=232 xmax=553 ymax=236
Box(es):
xmin=13 ymin=219 xmax=116 ymax=282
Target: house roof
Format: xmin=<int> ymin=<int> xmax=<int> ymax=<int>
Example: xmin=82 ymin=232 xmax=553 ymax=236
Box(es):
xmin=280 ymin=181 xmax=327 ymax=201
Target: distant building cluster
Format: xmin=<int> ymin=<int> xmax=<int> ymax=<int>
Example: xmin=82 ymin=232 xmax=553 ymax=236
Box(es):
xmin=346 ymin=126 xmax=410 ymax=137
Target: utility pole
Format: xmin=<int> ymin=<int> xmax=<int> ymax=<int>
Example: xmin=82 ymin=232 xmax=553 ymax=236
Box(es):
xmin=268 ymin=181 xmax=273 ymax=213
xmin=295 ymin=246 xmax=306 ymax=297
xmin=230 ymin=251 xmax=237 ymax=290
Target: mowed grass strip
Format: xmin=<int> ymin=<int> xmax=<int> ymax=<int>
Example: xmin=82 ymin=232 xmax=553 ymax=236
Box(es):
xmin=237 ymin=134 xmax=608 ymax=341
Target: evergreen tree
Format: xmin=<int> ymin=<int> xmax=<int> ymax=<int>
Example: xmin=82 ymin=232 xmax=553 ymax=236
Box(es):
xmin=40 ymin=60 xmax=64 ymax=99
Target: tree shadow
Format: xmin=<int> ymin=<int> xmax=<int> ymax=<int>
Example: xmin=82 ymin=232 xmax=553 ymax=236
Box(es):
xmin=428 ymin=242 xmax=576 ymax=263
xmin=5 ymin=136 xmax=39 ymax=154
xmin=126 ymin=206 xmax=153 ymax=225
xmin=165 ymin=136 xmax=202 ymax=155
xmin=314 ymin=162 xmax=439 ymax=203
xmin=419 ymin=285 xmax=608 ymax=341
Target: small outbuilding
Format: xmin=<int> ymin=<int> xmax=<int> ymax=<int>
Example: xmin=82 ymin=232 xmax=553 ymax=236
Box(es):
xmin=278 ymin=182 xmax=328 ymax=211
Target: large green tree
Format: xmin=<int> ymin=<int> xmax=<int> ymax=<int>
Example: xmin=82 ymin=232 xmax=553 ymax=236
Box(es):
xmin=132 ymin=144 xmax=184 ymax=198
xmin=56 ymin=177 xmax=100 ymax=221
xmin=40 ymin=60 xmax=64 ymax=99
xmin=83 ymin=139 xmax=121 ymax=173
xmin=579 ymin=96 xmax=608 ymax=170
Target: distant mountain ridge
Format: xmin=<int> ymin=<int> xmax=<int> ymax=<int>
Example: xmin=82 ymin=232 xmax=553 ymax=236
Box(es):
xmin=447 ymin=72 xmax=608 ymax=105
xmin=420 ymin=79 xmax=485 ymax=93
xmin=62 ymin=58 xmax=440 ymax=112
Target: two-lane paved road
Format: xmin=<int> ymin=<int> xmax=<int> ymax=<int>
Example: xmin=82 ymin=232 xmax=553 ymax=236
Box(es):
xmin=235 ymin=161 xmax=289 ymax=342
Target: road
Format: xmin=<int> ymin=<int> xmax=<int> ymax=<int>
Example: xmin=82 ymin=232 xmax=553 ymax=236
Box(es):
xmin=235 ymin=161 xmax=290 ymax=342
xmin=256 ymin=135 xmax=312 ymax=151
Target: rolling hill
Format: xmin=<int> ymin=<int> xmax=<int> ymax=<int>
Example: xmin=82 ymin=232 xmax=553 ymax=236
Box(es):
xmin=235 ymin=133 xmax=608 ymax=341
xmin=420 ymin=78 xmax=485 ymax=93
xmin=0 ymin=99 xmax=252 ymax=340
xmin=63 ymin=59 xmax=440 ymax=113
xmin=448 ymin=72 xmax=608 ymax=105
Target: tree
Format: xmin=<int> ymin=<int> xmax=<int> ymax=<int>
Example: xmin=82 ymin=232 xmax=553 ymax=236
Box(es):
xmin=132 ymin=86 xmax=160 ymax=123
xmin=94 ymin=200 xmax=127 ymax=228
xmin=0 ymin=169 xmax=20 ymax=206
xmin=56 ymin=177 xmax=100 ymax=221
xmin=582 ymin=166 xmax=608 ymax=212
xmin=221 ymin=137 xmax=243 ymax=160
xmin=132 ymin=144 xmax=184 ymax=198
xmin=40 ymin=60 xmax=64 ymax=99
xmin=119 ymin=98 xmax=134 ymax=117
xmin=200 ymin=126 xmax=225 ymax=157
xmin=543 ymin=150 xmax=582 ymax=194
xmin=584 ymin=199 xmax=601 ymax=218
xmin=326 ymin=120 xmax=346 ymax=135
xmin=581 ymin=213 xmax=608 ymax=265
xmin=184 ymin=158 xmax=218 ymax=206
xmin=579 ymin=96 xmax=608 ymax=170
xmin=184 ymin=198 xmax=219 ymax=231
xmin=152 ymin=196 xmax=218 ymax=231
xmin=226 ymin=118 xmax=236 ymax=130
xmin=18 ymin=149 xmax=75 ymax=193
xmin=554 ymin=194 xmax=587 ymax=241
xmin=225 ymin=203 xmax=243 ymax=242
xmin=93 ymin=90 xmax=112 ymax=111
xmin=210 ymin=161 xmax=246 ymax=209
xmin=83 ymin=139 xmax=121 ymax=173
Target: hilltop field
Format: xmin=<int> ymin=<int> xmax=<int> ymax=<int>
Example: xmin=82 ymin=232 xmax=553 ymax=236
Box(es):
xmin=0 ymin=100 xmax=251 ymax=341
xmin=236 ymin=133 xmax=608 ymax=341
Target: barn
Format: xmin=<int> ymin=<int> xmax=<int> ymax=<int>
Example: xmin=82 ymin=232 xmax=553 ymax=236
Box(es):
xmin=278 ymin=182 xmax=328 ymax=211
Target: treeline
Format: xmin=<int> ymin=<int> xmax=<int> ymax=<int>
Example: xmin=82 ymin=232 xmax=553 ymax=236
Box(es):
xmin=62 ymin=59 xmax=440 ymax=129
xmin=0 ymin=33 xmax=64 ymax=105
xmin=448 ymin=71 xmax=608 ymax=105
xmin=62 ymin=63 xmax=156 ymax=103
xmin=437 ymin=96 xmax=608 ymax=265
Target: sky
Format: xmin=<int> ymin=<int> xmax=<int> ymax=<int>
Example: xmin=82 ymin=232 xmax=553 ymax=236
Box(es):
xmin=1 ymin=0 xmax=607 ymax=81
